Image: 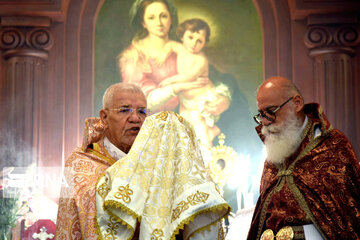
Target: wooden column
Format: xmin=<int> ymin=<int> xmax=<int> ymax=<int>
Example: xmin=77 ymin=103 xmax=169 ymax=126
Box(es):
xmin=304 ymin=15 xmax=360 ymax=150
xmin=0 ymin=17 xmax=53 ymax=168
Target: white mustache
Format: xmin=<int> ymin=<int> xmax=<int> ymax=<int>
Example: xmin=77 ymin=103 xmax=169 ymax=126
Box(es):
xmin=262 ymin=111 xmax=303 ymax=165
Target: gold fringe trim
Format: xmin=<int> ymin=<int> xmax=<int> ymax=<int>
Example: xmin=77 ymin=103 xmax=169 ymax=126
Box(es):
xmin=188 ymin=218 xmax=221 ymax=239
xmin=95 ymin=173 xmax=136 ymax=240
xmin=105 ymin=208 xmax=136 ymax=240
xmin=107 ymin=200 xmax=142 ymax=222
xmin=95 ymin=172 xmax=106 ymax=240
xmin=95 ymin=211 xmax=103 ymax=240
xmin=94 ymin=170 xmax=230 ymax=239
xmin=103 ymin=200 xmax=141 ymax=240
xmin=104 ymin=199 xmax=142 ymax=222
xmin=170 ymin=203 xmax=231 ymax=240
xmin=96 ymin=200 xmax=138 ymax=240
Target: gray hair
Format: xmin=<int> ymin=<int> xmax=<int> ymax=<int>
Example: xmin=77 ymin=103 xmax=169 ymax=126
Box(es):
xmin=102 ymin=83 xmax=145 ymax=108
xmin=282 ymin=81 xmax=304 ymax=100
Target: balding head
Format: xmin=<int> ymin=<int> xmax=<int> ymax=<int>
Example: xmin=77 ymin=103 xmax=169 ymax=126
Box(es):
xmin=257 ymin=76 xmax=303 ymax=102
xmin=256 ymin=76 xmax=305 ymax=127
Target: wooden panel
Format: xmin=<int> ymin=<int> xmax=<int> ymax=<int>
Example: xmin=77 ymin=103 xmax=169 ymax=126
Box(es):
xmin=352 ymin=48 xmax=360 ymax=157
xmin=63 ymin=0 xmax=104 ymax=159
xmin=288 ymin=0 xmax=360 ymax=20
xmin=291 ymin=19 xmax=315 ymax=102
xmin=0 ymin=0 xmax=54 ymax=3
xmin=38 ymin=22 xmax=65 ymax=167
xmin=271 ymin=0 xmax=292 ymax=78
xmin=4 ymin=56 xmax=46 ymax=167
xmin=0 ymin=0 xmax=69 ymax=22
xmin=1 ymin=16 xmax=51 ymax=27
xmin=62 ymin=0 xmax=83 ymax=159
xmin=79 ymin=0 xmax=104 ymax=135
xmin=252 ymin=0 xmax=293 ymax=79
xmin=0 ymin=24 xmax=60 ymax=168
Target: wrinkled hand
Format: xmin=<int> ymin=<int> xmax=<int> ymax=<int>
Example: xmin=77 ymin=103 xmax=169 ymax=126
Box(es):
xmin=204 ymin=94 xmax=230 ymax=116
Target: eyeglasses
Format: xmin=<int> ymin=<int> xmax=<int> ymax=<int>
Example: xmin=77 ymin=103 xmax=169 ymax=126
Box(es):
xmin=253 ymin=97 xmax=293 ymax=124
xmin=106 ymin=106 xmax=148 ymax=117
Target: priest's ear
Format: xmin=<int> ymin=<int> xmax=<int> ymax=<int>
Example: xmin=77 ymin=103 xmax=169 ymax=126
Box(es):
xmin=99 ymin=109 xmax=109 ymax=129
xmin=293 ymin=94 xmax=304 ymax=113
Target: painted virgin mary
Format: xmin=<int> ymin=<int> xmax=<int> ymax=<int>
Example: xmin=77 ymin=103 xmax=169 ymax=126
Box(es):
xmin=118 ymin=0 xmax=231 ymax=147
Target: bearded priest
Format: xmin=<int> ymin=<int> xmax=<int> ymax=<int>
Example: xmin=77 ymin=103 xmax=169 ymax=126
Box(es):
xmin=247 ymin=76 xmax=360 ymax=240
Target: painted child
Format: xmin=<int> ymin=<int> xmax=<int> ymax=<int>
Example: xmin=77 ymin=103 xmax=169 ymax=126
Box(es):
xmin=160 ymin=18 xmax=229 ymax=148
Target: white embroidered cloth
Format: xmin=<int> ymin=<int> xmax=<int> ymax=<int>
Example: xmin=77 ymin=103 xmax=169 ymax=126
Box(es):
xmin=95 ymin=111 xmax=230 ymax=240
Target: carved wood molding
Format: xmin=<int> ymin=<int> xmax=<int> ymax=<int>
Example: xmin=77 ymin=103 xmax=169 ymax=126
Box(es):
xmin=304 ymin=24 xmax=360 ymax=56
xmin=251 ymin=0 xmax=292 ymax=79
xmin=0 ymin=0 xmax=54 ymax=3
xmin=0 ymin=0 xmax=68 ymax=22
xmin=0 ymin=26 xmax=53 ymax=59
xmin=288 ymin=0 xmax=360 ymax=20
xmin=303 ymin=15 xmax=359 ymax=142
xmin=1 ymin=16 xmax=51 ymax=27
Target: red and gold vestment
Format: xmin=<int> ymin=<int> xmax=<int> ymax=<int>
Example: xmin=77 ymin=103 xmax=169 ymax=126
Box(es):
xmin=247 ymin=103 xmax=360 ymax=240
xmin=55 ymin=118 xmax=116 ymax=240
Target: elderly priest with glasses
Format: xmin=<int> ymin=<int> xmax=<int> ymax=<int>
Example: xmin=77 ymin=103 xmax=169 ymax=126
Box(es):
xmin=55 ymin=83 xmax=149 ymax=239
xmin=55 ymin=82 xmax=230 ymax=240
xmin=247 ymin=76 xmax=360 ymax=240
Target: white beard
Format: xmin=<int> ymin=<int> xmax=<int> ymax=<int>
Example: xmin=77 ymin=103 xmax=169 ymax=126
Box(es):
xmin=261 ymin=111 xmax=303 ymax=165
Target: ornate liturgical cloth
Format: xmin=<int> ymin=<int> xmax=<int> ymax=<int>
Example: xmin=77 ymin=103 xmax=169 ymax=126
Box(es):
xmin=95 ymin=111 xmax=230 ymax=240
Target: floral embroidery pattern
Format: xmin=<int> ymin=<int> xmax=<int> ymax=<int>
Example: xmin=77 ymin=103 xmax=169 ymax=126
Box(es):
xmin=155 ymin=111 xmax=184 ymax=123
xmin=151 ymin=229 xmax=164 ymax=240
xmin=155 ymin=111 xmax=169 ymax=121
xmin=176 ymin=113 xmax=184 ymax=123
xmin=171 ymin=191 xmax=210 ymax=222
xmin=97 ymin=182 xmax=109 ymax=200
xmin=73 ymin=160 xmax=93 ymax=173
xmin=114 ymin=184 xmax=133 ymax=203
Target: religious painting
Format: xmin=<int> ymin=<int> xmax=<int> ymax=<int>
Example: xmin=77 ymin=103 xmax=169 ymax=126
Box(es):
xmin=95 ymin=0 xmax=264 ymax=213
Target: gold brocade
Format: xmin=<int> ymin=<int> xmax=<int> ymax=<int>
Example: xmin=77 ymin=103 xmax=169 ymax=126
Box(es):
xmin=97 ymin=182 xmax=110 ymax=200
xmin=151 ymin=229 xmax=164 ymax=240
xmin=171 ymin=191 xmax=210 ymax=222
xmin=260 ymin=226 xmax=294 ymax=240
xmin=276 ymin=226 xmax=294 ymax=240
xmin=260 ymin=229 xmax=275 ymax=240
xmin=95 ymin=111 xmax=230 ymax=240
xmin=55 ymin=121 xmax=117 ymax=240
xmin=114 ymin=184 xmax=133 ymax=203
